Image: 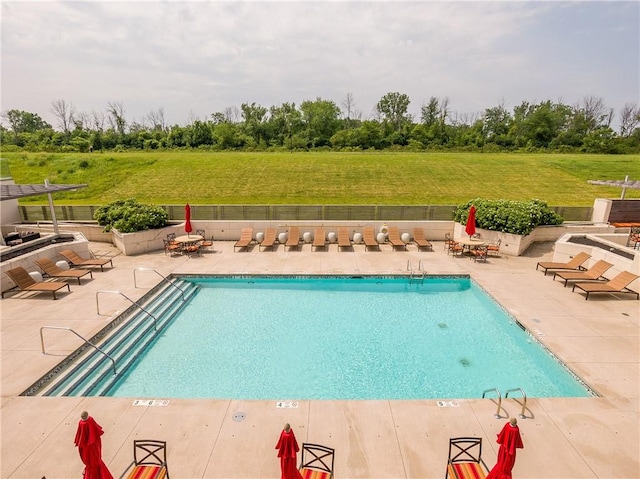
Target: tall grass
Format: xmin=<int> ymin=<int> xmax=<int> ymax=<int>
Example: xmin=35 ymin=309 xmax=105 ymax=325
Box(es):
xmin=2 ymin=151 xmax=639 ymax=206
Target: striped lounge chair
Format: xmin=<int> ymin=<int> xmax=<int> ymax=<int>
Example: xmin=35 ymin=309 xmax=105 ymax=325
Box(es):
xmin=446 ymin=437 xmax=488 ymax=479
xmin=122 ymin=440 xmax=169 ymax=479
xmin=299 ymin=443 xmax=335 ymax=479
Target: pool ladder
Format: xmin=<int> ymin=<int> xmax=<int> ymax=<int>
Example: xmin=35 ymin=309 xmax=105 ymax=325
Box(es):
xmin=482 ymin=387 xmax=527 ymax=419
xmin=407 ymin=260 xmax=426 ymax=283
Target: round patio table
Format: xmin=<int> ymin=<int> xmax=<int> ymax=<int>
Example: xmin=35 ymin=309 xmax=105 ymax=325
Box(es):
xmin=174 ymin=235 xmax=203 ymax=244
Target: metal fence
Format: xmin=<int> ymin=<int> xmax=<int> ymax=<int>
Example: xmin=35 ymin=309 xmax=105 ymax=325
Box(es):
xmin=18 ymin=204 xmax=593 ymax=223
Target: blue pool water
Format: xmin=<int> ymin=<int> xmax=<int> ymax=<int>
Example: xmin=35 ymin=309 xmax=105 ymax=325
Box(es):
xmin=108 ymin=276 xmax=590 ymax=400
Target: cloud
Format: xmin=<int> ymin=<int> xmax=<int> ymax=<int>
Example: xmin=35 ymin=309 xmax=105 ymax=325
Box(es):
xmin=1 ymin=1 xmax=638 ymax=128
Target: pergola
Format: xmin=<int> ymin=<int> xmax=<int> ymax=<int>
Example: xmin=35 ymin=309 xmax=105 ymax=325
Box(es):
xmin=588 ymin=176 xmax=640 ymax=199
xmin=0 ymin=180 xmax=87 ymax=234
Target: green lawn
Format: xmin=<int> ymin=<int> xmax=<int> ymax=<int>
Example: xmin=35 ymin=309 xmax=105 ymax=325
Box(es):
xmin=2 ymin=151 xmax=639 ymax=206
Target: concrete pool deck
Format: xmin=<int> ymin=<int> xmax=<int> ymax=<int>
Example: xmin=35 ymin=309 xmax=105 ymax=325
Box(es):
xmin=1 ymin=240 xmax=638 ymax=478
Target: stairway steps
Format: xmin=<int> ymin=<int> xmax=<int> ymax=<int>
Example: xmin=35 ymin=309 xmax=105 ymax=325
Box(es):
xmin=41 ymin=280 xmax=198 ymax=396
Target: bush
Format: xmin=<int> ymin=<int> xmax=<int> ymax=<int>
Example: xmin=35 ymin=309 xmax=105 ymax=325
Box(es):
xmin=94 ymin=198 xmax=169 ymax=233
xmin=454 ymin=198 xmax=563 ymax=236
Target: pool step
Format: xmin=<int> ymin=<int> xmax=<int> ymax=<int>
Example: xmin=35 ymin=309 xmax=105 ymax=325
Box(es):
xmin=39 ymin=279 xmax=199 ymax=397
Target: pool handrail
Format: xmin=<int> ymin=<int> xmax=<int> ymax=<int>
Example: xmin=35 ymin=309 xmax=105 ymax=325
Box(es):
xmin=133 ymin=267 xmax=186 ymax=302
xmin=482 ymin=387 xmax=502 ymax=418
xmin=96 ymin=290 xmax=158 ymax=331
xmin=40 ymin=326 xmax=117 ymax=375
xmin=505 ymin=387 xmax=528 ymax=419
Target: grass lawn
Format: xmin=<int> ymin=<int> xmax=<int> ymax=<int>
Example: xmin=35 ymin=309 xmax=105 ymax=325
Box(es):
xmin=2 ymin=151 xmax=639 ymax=206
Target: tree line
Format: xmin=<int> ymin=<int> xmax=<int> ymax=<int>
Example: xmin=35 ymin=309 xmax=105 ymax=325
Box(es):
xmin=1 ymin=92 xmax=639 ymax=153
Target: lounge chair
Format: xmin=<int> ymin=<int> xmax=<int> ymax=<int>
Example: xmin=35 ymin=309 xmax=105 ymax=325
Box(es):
xmin=337 ymin=227 xmax=352 ymax=251
xmin=387 ymin=226 xmax=407 ymax=251
xmin=59 ymin=249 xmax=113 ymax=272
xmin=413 ymin=228 xmax=433 ymax=251
xmin=285 ymin=226 xmax=301 ymax=251
xmin=312 ymin=227 xmax=327 ymax=251
xmin=572 ymin=271 xmax=640 ymax=300
xmin=234 ymin=228 xmax=254 ymax=252
xmin=299 ymin=443 xmax=334 ymax=479
xmin=536 ymin=252 xmax=590 ymax=276
xmin=363 ymin=227 xmax=380 ymax=251
xmin=445 ymin=437 xmax=489 ymax=479
xmin=120 ymin=439 xmax=169 ymax=479
xmin=3 ymin=266 xmax=70 ymax=300
xmin=553 ymin=260 xmax=613 ymax=287
xmin=35 ymin=257 xmax=93 ymax=285
xmin=260 ymin=228 xmax=277 ymax=251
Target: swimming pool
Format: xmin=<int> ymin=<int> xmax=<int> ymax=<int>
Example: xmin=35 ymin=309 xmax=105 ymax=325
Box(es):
xmin=107 ymin=276 xmax=591 ymax=400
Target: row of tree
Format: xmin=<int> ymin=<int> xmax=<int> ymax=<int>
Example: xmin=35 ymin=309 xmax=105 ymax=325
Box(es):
xmin=1 ymin=93 xmax=639 ymax=153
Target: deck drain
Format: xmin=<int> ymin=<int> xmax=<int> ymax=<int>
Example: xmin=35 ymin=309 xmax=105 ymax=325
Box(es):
xmin=232 ymin=412 xmax=246 ymax=422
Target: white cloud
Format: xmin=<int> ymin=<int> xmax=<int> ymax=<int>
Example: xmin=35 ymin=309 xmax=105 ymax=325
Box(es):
xmin=1 ymin=1 xmax=638 ymax=128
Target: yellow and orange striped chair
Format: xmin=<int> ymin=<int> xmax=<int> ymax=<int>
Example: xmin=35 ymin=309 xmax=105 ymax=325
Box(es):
xmin=299 ymin=442 xmax=335 ymax=479
xmin=445 ymin=437 xmax=488 ymax=479
xmin=122 ymin=440 xmax=169 ymax=479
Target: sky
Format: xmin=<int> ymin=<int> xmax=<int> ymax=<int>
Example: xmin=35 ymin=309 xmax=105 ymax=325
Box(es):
xmin=1 ymin=0 xmax=639 ymax=131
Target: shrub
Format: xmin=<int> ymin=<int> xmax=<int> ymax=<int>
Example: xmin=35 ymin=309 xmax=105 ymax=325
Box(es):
xmin=94 ymin=198 xmax=169 ymax=233
xmin=454 ymin=198 xmax=563 ymax=236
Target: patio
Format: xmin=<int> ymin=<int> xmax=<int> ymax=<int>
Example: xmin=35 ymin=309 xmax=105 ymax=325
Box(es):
xmin=1 ymin=239 xmax=638 ymax=478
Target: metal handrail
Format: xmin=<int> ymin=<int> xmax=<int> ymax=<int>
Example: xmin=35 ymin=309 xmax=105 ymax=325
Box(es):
xmin=482 ymin=388 xmax=502 ymax=418
xmin=40 ymin=326 xmax=117 ymax=375
xmin=96 ymin=290 xmax=158 ymax=331
xmin=407 ymin=261 xmax=425 ymax=282
xmin=133 ymin=267 xmax=186 ymax=302
xmin=505 ymin=387 xmax=528 ymax=419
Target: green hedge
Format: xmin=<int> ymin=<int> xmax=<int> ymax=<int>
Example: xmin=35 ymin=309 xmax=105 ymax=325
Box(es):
xmin=454 ymin=198 xmax=563 ymax=236
xmin=94 ymin=198 xmax=169 ymax=233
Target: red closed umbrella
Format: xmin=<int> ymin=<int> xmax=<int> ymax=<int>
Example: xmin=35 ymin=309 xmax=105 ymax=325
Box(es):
xmin=74 ymin=412 xmax=114 ymax=479
xmin=465 ymin=204 xmax=477 ymax=238
xmin=275 ymin=424 xmax=303 ymax=479
xmin=185 ymin=203 xmax=193 ymax=236
xmin=487 ymin=418 xmax=524 ymax=479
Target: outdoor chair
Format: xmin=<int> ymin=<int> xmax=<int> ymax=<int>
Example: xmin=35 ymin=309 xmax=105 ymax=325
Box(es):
xmin=471 ymin=245 xmax=488 ymax=263
xmin=444 ymin=232 xmax=455 ymax=251
xmin=363 ymin=227 xmax=380 ymax=251
xmin=536 ymin=252 xmax=590 ymax=275
xmin=58 ymin=249 xmax=114 ymax=271
xmin=299 ymin=443 xmax=335 ymax=479
xmin=285 ymin=226 xmax=302 ymax=251
xmin=312 ymin=227 xmax=327 ymax=251
xmin=448 ymin=241 xmax=464 ymax=256
xmin=413 ymin=228 xmax=433 ymax=251
xmin=572 ymin=271 xmax=640 ymax=300
xmin=337 ymin=227 xmax=352 ymax=251
xmin=234 ymin=228 xmax=254 ymax=251
xmin=445 ymin=437 xmax=488 ymax=479
xmin=3 ymin=266 xmax=71 ymax=300
xmin=387 ymin=226 xmax=407 ymax=251
xmin=486 ymin=239 xmax=501 ymax=257
xmin=119 ymin=439 xmax=169 ymax=479
xmin=35 ymin=257 xmax=93 ymax=285
xmin=196 ymin=229 xmax=214 ymax=252
xmin=163 ymin=239 xmax=181 ymax=256
xmin=627 ymin=227 xmax=640 ymax=249
xmin=259 ymin=228 xmax=277 ymax=251
xmin=552 ymin=260 xmax=613 ymax=287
